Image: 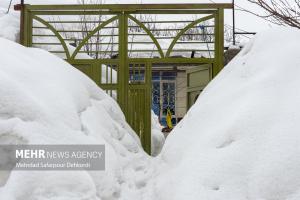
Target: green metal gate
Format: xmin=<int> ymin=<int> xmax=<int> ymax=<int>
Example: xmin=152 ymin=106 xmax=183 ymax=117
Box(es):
xmin=128 ymin=62 xmax=152 ymax=152
xmin=17 ymin=3 xmax=232 ymax=154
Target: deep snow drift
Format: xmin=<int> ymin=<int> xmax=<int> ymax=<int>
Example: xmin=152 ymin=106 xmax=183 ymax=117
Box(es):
xmin=2 ymin=1 xmax=300 ymax=200
xmin=0 ymin=38 xmax=156 ymax=200
xmin=153 ymin=28 xmax=300 ymax=200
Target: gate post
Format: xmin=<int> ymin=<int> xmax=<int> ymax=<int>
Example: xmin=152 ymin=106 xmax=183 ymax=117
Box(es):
xmin=15 ymin=4 xmax=32 ymax=46
xmin=213 ymin=8 xmax=224 ymax=77
xmin=118 ymin=12 xmax=129 ymax=116
xmin=144 ymin=62 xmax=152 ymax=154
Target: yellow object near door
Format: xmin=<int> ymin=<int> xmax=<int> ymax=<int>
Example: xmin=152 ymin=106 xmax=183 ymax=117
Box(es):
xmin=166 ymin=108 xmax=173 ymax=129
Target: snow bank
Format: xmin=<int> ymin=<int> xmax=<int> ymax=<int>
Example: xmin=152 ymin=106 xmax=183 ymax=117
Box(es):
xmin=0 ymin=38 xmax=156 ymax=200
xmin=0 ymin=9 xmax=19 ymax=42
xmin=4 ymin=2 xmax=300 ymax=200
xmin=151 ymin=111 xmax=164 ymax=156
xmin=153 ymin=28 xmax=300 ymax=200
xmin=0 ymin=4 xmax=165 ymax=156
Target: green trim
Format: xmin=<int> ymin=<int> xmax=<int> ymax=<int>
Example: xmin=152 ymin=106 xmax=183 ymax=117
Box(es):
xmin=144 ymin=61 xmax=152 ymax=154
xmin=70 ymin=15 xmax=119 ymax=59
xmin=166 ymin=14 xmax=214 ymax=57
xmin=128 ymin=15 xmax=164 ymax=58
xmin=213 ymin=8 xmax=224 ymax=77
xmin=68 ymin=59 xmax=119 ymax=64
xmin=33 ymin=15 xmax=71 ymax=59
xmin=27 ymin=4 xmax=233 ymax=10
xmin=118 ymin=13 xmax=127 ymax=114
xmin=31 ymin=10 xmax=216 ymax=15
xmin=31 ymin=11 xmax=118 ymax=15
xmin=67 ymin=57 xmax=215 ymax=64
xmin=128 ymin=10 xmax=216 ymax=15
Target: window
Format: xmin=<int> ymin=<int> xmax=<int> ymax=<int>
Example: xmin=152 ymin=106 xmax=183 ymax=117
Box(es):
xmin=152 ymin=71 xmax=177 ymax=127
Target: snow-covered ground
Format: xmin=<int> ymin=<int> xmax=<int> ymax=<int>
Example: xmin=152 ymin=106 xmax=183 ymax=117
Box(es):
xmin=0 ymin=7 xmax=19 ymax=42
xmin=153 ymin=27 xmax=300 ymax=200
xmin=0 ymin=37 xmax=157 ymax=199
xmin=2 ymin=1 xmax=300 ymax=200
xmin=0 ymin=3 xmax=163 ymax=199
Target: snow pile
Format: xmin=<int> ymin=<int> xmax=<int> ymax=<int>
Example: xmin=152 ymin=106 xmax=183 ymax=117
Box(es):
xmin=153 ymin=28 xmax=300 ymax=200
xmin=3 ymin=1 xmax=300 ymax=200
xmin=0 ymin=3 xmax=165 ymax=156
xmin=0 ymin=38 xmax=155 ymax=200
xmin=0 ymin=9 xmax=19 ymax=42
xmin=151 ymin=111 xmax=164 ymax=156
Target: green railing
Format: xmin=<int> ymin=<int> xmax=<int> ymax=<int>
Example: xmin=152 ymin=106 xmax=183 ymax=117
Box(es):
xmin=18 ymin=3 xmax=232 ymax=154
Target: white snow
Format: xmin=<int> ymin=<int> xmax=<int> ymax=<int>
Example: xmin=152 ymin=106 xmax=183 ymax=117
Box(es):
xmin=153 ymin=27 xmax=300 ymax=200
xmin=0 ymin=3 xmax=163 ymax=198
xmin=0 ymin=37 xmax=154 ymax=200
xmin=0 ymin=9 xmax=19 ymax=42
xmin=151 ymin=111 xmax=165 ymax=156
xmin=2 ymin=1 xmax=300 ymax=200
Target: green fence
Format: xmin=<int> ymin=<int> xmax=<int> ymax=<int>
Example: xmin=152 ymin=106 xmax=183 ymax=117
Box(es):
xmin=18 ymin=3 xmax=232 ymax=154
